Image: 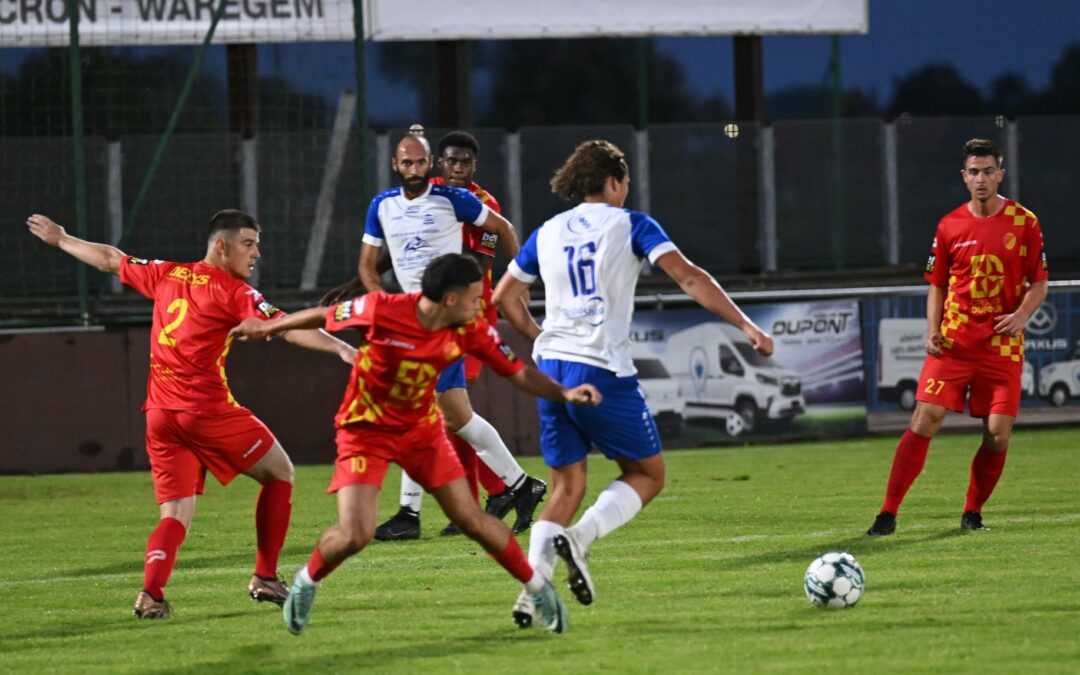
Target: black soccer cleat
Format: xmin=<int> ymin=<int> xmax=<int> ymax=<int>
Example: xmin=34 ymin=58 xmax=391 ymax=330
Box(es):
xmin=866 ymin=511 xmax=896 ymax=536
xmin=961 ymin=510 xmax=987 ymax=531
xmin=374 ymin=507 xmax=420 ymax=541
xmin=510 ymin=476 xmax=548 ymax=534
xmin=440 ymin=522 xmax=462 ymax=537
xmin=484 ymin=489 xmax=516 ymax=520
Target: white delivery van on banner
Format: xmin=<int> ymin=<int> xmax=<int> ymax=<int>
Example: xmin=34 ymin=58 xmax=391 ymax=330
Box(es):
xmin=878 ymin=318 xmax=1035 ymax=410
xmin=661 ymin=323 xmax=805 ymax=434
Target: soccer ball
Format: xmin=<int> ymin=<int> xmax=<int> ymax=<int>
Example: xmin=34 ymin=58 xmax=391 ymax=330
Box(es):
xmin=804 ymin=551 xmax=865 ymax=609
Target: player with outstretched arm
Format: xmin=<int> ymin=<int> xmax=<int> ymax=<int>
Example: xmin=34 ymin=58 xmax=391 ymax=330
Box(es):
xmin=232 ymin=253 xmax=600 ymax=636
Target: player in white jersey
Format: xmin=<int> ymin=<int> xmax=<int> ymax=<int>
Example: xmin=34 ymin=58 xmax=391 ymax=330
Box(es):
xmin=360 ymin=132 xmax=547 ymax=541
xmin=493 ymin=139 xmax=773 ymax=626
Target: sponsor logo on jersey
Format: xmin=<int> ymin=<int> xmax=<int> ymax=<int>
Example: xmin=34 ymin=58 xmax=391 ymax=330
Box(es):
xmin=1041 ymin=248 xmax=1048 ymax=270
xmin=257 ymin=301 xmax=281 ymax=318
xmin=480 ymin=232 xmax=498 ymax=249
xmin=167 ymin=266 xmax=210 ymax=286
xmin=567 ymin=216 xmax=594 ymax=234
xmin=952 ymin=239 xmax=978 ymax=250
xmin=334 ymin=301 xmax=353 ymax=322
xmin=925 ymin=254 xmax=936 ymax=274
xmin=128 ymin=257 xmax=150 ymax=265
xmin=404 ymin=236 xmax=431 ymax=253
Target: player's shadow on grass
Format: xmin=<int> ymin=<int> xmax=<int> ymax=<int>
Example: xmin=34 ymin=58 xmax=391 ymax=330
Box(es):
xmin=146 ymin=628 xmax=546 ymax=674
xmin=1 ymin=617 xmax=136 ymax=646
xmin=711 ymin=528 xmax=967 ymax=571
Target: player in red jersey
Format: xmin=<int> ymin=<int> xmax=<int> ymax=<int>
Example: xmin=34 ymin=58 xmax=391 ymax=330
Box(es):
xmin=26 ymin=210 xmax=356 ymax=618
xmin=231 ymin=254 xmax=599 ymax=635
xmin=866 ymin=139 xmax=1049 ymax=536
xmin=380 ymin=130 xmax=540 ymax=539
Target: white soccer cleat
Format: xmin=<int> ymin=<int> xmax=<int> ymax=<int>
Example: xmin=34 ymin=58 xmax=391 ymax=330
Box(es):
xmin=512 ymin=588 xmax=536 ymax=628
xmin=553 ymin=530 xmax=595 ymax=605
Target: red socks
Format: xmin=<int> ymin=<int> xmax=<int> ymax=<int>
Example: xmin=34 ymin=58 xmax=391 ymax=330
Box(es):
xmin=307 ymin=546 xmax=341 ymax=582
xmin=142 ymin=517 xmax=187 ymax=600
xmin=881 ymin=429 xmax=932 ymax=515
xmin=487 ymin=533 xmax=533 ymax=584
xmin=478 ymin=462 xmax=507 ymax=498
xmin=449 ymin=435 xmax=481 ymax=503
xmin=964 ymin=444 xmax=1008 ymax=513
xmin=255 ymin=480 xmax=293 ymax=579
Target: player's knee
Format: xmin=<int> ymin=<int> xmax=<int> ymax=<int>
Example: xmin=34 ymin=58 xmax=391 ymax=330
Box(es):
xmin=343 ymin=524 xmax=374 ymax=553
xmin=984 ymin=431 xmax=1010 ymax=452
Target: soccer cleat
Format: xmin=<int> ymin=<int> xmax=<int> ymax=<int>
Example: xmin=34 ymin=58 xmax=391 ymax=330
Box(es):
xmin=553 ymin=531 xmax=595 ymax=605
xmin=283 ymin=569 xmax=318 ymax=636
xmin=510 ymin=477 xmax=548 ymax=534
xmin=374 ymin=507 xmax=420 ymax=541
xmin=484 ymin=489 xmax=516 ymax=520
xmin=866 ymin=511 xmax=896 ymax=536
xmin=248 ymin=574 xmax=289 ymax=606
xmin=961 ymin=510 xmax=987 ymax=531
xmin=530 ymin=581 xmax=569 ymax=635
xmin=440 ymin=522 xmax=462 ymax=537
xmin=133 ymin=590 xmax=172 ymax=619
xmin=512 ymin=588 xmax=536 ymax=629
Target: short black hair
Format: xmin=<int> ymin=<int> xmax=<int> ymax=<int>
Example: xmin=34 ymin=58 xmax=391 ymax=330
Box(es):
xmin=208 ymin=209 xmax=259 ymax=240
xmin=438 ymin=131 xmax=480 ymax=157
xmin=963 ymin=138 xmax=1003 ymax=167
xmin=421 ymin=254 xmax=483 ymax=302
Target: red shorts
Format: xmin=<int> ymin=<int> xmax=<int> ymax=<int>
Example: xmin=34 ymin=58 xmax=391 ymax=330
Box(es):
xmin=328 ymin=422 xmax=466 ymax=493
xmin=145 ymin=407 xmax=275 ymax=503
xmin=916 ymin=354 xmax=1022 ymax=418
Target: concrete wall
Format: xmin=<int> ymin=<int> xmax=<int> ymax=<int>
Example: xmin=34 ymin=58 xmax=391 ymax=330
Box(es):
xmin=0 ymin=324 xmax=540 ymax=474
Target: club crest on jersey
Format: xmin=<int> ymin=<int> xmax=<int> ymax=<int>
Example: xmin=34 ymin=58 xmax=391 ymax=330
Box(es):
xmin=443 ymin=342 xmax=462 ymax=360
xmin=1003 ymin=232 xmax=1017 ymax=250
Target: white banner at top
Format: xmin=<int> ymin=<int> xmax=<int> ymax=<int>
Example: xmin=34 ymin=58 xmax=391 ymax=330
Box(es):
xmin=365 ymin=0 xmax=868 ymax=41
xmin=0 ymin=0 xmax=866 ymax=47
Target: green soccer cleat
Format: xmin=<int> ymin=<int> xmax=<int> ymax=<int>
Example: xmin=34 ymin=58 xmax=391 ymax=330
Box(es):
xmin=530 ymin=581 xmax=569 ymax=635
xmin=283 ymin=568 xmax=318 ymax=636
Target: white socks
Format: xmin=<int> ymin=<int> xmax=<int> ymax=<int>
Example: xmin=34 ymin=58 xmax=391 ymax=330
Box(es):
xmin=398 ymin=473 xmax=424 ymax=513
xmin=527 ymin=519 xmax=564 ymax=582
xmin=455 ymin=414 xmax=526 ymax=487
xmin=297 ymin=565 xmax=317 ymax=587
xmin=567 ymin=480 xmax=643 ymax=550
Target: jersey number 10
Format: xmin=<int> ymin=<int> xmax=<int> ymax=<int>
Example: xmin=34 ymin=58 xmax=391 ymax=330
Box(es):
xmin=564 ymin=243 xmax=597 ymax=297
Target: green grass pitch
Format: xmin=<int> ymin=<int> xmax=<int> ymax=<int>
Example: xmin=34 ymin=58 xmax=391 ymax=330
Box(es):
xmin=2 ymin=428 xmax=1079 ymax=673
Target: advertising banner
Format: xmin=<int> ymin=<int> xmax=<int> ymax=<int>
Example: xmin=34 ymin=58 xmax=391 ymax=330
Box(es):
xmin=862 ymin=289 xmax=1080 ymax=416
xmin=630 ymin=299 xmax=865 ymax=447
xmin=1 ymin=0 xmax=867 ymax=47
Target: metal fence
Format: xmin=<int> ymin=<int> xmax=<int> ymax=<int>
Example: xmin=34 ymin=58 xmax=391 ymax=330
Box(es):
xmin=3 ymin=116 xmax=1078 ymax=317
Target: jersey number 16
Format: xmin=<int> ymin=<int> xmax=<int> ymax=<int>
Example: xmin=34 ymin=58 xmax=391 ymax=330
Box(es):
xmin=564 ymin=243 xmax=597 ymax=297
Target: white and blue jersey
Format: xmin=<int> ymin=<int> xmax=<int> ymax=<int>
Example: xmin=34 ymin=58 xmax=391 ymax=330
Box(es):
xmin=362 ymin=183 xmax=491 ymax=293
xmin=508 ymin=202 xmax=677 ymax=377
xmin=509 ymin=203 xmax=677 ymax=467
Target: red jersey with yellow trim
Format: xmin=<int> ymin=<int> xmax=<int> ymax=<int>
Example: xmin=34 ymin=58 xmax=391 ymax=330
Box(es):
xmin=119 ymin=256 xmax=283 ymax=411
xmin=924 ymin=199 xmax=1048 ymax=361
xmin=431 ymin=176 xmax=502 ymax=325
xmin=325 ymin=291 xmax=524 ymax=430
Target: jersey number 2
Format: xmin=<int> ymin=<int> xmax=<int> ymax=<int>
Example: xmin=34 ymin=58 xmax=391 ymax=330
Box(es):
xmin=157 ymin=298 xmax=189 ymax=347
